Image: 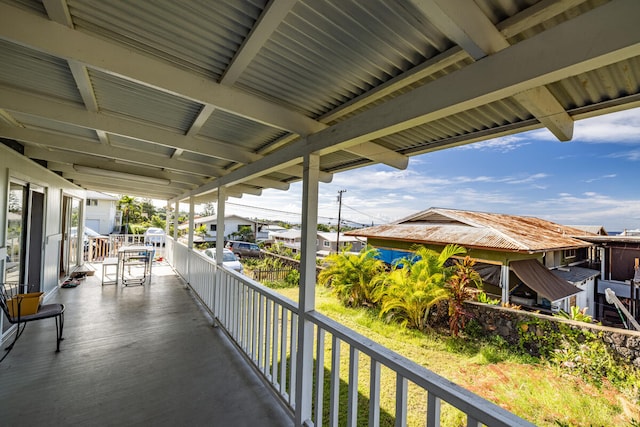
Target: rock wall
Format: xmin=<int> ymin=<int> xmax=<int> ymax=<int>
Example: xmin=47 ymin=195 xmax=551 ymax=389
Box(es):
xmin=464 ymin=301 xmax=640 ymax=367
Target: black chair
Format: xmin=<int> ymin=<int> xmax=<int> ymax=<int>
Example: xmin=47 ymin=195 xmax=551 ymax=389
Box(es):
xmin=0 ymin=283 xmax=65 ymax=363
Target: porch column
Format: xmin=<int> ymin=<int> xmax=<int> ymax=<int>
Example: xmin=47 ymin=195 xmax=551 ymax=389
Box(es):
xmin=187 ymin=196 xmax=195 ymax=283
xmin=164 ymin=201 xmax=171 ymax=237
xmin=173 ymin=201 xmax=179 ymax=262
xmin=501 ymin=264 xmax=510 ymax=304
xmin=295 ymin=153 xmax=319 ymax=426
xmin=215 ymin=187 xmax=226 ymax=264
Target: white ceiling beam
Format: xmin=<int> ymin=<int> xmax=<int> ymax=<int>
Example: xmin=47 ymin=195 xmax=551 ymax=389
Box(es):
xmin=344 ymin=143 xmax=409 ymax=170
xmin=0 ymin=2 xmax=324 ymax=136
xmin=62 ymin=171 xmax=194 ymax=192
xmin=279 ymin=165 xmax=333 ymax=183
xmin=42 ymin=0 xmax=72 ymax=27
xmin=200 ymin=0 xmax=640 ymax=194
xmin=0 ymin=86 xmax=260 ymax=164
xmin=15 ymin=132 xmax=224 ymax=177
xmin=186 ymin=104 xmax=216 ymax=137
xmin=415 ymin=0 xmax=574 ymax=141
xmin=48 ymin=161 xmax=207 ymax=187
xmin=221 ymin=0 xmax=297 ymax=85
xmin=245 ymin=177 xmax=290 ymax=191
xmin=71 ymin=181 xmax=182 ymax=200
xmin=497 ymin=0 xmax=588 ymax=39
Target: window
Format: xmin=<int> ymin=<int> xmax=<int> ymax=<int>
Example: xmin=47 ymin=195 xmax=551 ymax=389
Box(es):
xmin=210 ymin=224 xmax=216 ymax=232
xmin=86 ymin=199 xmax=98 ymax=206
xmin=565 ymin=249 xmax=576 ymax=259
xmin=323 ymin=240 xmax=330 ymax=247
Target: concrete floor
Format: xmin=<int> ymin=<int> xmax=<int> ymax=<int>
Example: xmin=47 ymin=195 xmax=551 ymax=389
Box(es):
xmin=0 ymin=261 xmax=294 ymax=427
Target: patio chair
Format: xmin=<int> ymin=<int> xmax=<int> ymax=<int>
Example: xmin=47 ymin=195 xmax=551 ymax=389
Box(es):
xmin=0 ymin=283 xmax=65 ymax=363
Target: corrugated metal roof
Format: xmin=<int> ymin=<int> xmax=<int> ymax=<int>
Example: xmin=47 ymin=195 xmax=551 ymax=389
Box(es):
xmin=0 ymin=0 xmax=639 ymax=201
xmin=348 ymin=207 xmax=594 ymax=252
xmin=551 ymin=266 xmax=600 ymax=284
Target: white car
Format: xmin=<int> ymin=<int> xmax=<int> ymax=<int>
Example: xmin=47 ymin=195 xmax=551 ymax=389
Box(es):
xmin=144 ymin=227 xmax=166 ymax=246
xmin=203 ymin=248 xmax=243 ymax=274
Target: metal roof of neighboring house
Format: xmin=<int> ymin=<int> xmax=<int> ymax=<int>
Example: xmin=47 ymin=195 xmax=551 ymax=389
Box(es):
xmin=348 ymin=207 xmax=594 ymax=253
xmin=1 ymin=1 xmax=640 ymax=203
xmin=317 ymin=232 xmax=365 ymax=243
xmin=551 ymin=266 xmax=600 ymax=284
xmin=564 ymin=225 xmax=608 ymax=236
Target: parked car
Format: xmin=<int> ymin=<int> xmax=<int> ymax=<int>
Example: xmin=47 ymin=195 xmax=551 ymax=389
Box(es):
xmin=225 ymin=241 xmax=261 ymax=258
xmin=203 ymin=248 xmax=243 ymax=273
xmin=144 ymin=227 xmax=166 ymax=246
xmin=70 ymin=226 xmax=104 ymax=250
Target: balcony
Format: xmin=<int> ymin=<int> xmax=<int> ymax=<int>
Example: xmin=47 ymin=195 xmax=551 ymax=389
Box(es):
xmin=0 ymin=258 xmax=293 ymax=426
xmin=1 ymin=237 xmax=533 ymax=426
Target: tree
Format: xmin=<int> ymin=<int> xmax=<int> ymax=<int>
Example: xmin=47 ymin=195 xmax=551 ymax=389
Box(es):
xmin=318 ymin=246 xmax=385 ymax=307
xmin=317 ymin=223 xmax=331 ymax=232
xmin=377 ymin=244 xmax=467 ymax=331
xmin=117 ymin=195 xmax=141 ymax=233
xmin=201 ymin=202 xmax=216 ymax=217
xmin=446 ymin=256 xmax=482 ymax=337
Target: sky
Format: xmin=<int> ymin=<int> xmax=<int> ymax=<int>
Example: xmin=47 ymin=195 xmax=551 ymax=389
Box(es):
xmin=195 ymin=107 xmax=640 ymax=232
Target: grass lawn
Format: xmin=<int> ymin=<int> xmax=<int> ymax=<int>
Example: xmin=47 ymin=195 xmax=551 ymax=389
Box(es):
xmin=276 ymin=286 xmax=640 ymax=427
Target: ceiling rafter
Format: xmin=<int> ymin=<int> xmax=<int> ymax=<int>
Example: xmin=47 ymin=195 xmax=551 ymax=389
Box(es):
xmin=0 ymin=85 xmax=260 ymax=164
xmin=412 ymin=0 xmax=574 ymax=141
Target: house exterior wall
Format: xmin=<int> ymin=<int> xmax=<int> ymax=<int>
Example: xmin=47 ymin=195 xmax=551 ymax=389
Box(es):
xmin=606 ymin=244 xmax=640 ymax=282
xmin=0 ymin=144 xmax=85 ymax=297
xmin=85 ymin=198 xmax=117 ymax=234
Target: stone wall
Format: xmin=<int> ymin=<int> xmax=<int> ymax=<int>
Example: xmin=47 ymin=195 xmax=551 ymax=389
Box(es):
xmin=464 ymin=301 xmax=640 ymax=368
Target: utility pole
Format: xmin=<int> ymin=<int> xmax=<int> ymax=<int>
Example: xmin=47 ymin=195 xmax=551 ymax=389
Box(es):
xmin=336 ymin=189 xmax=346 ymax=252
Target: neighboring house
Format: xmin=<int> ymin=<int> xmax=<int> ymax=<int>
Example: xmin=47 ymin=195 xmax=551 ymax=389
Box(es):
xmin=575 ymin=233 xmax=640 ymax=325
xmin=348 ymin=207 xmax=599 ymax=315
xmin=84 ymin=190 xmax=118 ymax=234
xmin=179 ymin=214 xmax=259 ymax=242
xmin=270 ymin=229 xmax=365 ymax=256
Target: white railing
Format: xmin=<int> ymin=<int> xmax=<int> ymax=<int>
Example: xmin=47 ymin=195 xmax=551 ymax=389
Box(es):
xmin=170 ymin=240 xmax=534 ymax=427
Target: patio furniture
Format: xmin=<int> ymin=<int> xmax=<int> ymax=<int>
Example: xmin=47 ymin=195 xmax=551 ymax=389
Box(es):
xmin=118 ymin=246 xmax=154 ymax=286
xmin=0 ymin=283 xmax=65 ymax=363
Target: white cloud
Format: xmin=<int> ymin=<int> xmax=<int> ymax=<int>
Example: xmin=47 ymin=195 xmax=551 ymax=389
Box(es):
xmin=529 ymin=108 xmax=640 ymax=143
xmin=454 ymin=135 xmax=530 ymax=152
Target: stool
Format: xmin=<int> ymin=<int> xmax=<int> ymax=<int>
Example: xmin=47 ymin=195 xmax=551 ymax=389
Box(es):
xmin=102 ymin=257 xmax=119 ymax=285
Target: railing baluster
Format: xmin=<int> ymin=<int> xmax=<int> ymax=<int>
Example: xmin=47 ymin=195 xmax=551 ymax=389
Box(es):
xmin=329 ymin=336 xmax=340 ymax=427
xmin=369 ymin=359 xmax=380 ymax=427
xmin=395 ymin=374 xmax=407 ymax=427
xmin=427 ymin=392 xmax=441 ymax=427
xmin=289 ymin=312 xmax=298 ymax=407
xmin=280 ymin=309 xmax=288 ymax=397
xmin=271 ymin=304 xmax=279 ymax=389
xmin=347 ymin=346 xmax=359 ymax=427
xmin=265 ymin=299 xmax=272 ymax=379
xmin=257 ymin=294 xmax=264 ymax=368
xmin=314 ymin=328 xmax=325 ymax=427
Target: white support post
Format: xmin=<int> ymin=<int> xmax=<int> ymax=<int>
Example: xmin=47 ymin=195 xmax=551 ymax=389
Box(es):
xmin=187 ymin=196 xmax=195 ymax=283
xmin=216 ymin=188 xmax=226 ymax=265
xmin=164 ymin=201 xmax=171 ymax=237
xmin=172 ymin=202 xmax=179 ymax=241
xmin=501 ymin=264 xmax=510 ymax=304
xmin=295 ymin=153 xmax=319 ymax=426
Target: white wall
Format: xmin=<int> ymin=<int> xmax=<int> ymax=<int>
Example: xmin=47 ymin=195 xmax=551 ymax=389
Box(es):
xmin=85 ymin=198 xmax=116 ymax=234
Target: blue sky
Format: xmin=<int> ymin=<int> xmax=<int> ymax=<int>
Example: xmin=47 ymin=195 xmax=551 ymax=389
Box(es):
xmin=217 ymin=107 xmax=640 ymax=232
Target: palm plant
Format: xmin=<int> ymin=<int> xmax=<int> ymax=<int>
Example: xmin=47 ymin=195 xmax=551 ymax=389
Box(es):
xmin=377 ymin=244 xmax=467 ymax=331
xmin=318 ymin=246 xmax=385 ymax=307
xmin=446 ymin=256 xmax=482 ymax=337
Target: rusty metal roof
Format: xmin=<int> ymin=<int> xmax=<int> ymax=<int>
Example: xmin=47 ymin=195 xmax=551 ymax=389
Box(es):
xmin=348 ymin=207 xmax=594 ymax=252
